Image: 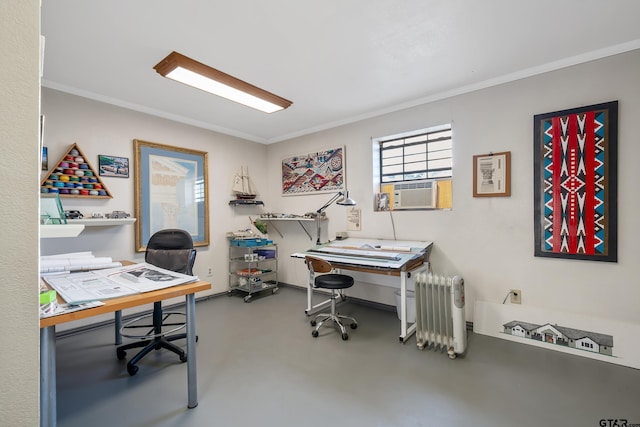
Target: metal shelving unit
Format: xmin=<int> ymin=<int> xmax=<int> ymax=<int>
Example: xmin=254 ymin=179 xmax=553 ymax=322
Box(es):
xmin=228 ymin=244 xmax=278 ymax=302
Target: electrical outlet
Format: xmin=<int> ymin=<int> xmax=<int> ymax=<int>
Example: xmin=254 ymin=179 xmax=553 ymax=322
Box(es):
xmin=510 ymin=289 xmax=521 ymax=304
xmin=207 ymin=267 xmax=213 ymax=277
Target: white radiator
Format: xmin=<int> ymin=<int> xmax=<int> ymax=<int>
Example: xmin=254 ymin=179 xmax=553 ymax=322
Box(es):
xmin=414 ymin=272 xmax=467 ymax=358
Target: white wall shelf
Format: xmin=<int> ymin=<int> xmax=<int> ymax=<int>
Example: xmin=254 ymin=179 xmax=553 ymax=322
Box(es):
xmin=41 ymin=218 xmax=135 ymax=238
xmin=260 ymin=217 xmax=324 ymax=240
xmin=40 ymin=224 xmax=85 ymax=238
xmin=67 ymin=218 xmax=136 ymax=227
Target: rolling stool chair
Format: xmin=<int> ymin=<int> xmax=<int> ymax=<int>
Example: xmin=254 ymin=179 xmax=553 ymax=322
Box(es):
xmin=305 ymin=256 xmax=357 ymax=340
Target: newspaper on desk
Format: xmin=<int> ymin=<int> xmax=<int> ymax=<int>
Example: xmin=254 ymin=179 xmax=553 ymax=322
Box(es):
xmin=42 ymin=262 xmax=198 ymax=305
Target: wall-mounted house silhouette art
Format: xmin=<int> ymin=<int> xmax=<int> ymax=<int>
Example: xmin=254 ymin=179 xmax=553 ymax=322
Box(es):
xmin=503 ymin=321 xmax=614 ymax=356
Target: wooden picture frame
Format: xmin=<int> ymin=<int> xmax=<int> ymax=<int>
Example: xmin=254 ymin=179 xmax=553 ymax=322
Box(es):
xmin=134 ymin=139 xmax=209 ymax=252
xmin=473 ymin=151 xmax=511 ymax=197
xmin=533 ymin=101 xmax=618 ymax=262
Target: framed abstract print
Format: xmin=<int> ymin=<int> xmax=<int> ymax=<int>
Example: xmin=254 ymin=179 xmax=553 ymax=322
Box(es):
xmin=533 ymin=101 xmax=618 ymax=262
xmin=281 ymin=147 xmax=345 ymax=195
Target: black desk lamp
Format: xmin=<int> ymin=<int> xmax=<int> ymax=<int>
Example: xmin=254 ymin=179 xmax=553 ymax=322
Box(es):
xmin=315 ymin=190 xmax=357 ymax=245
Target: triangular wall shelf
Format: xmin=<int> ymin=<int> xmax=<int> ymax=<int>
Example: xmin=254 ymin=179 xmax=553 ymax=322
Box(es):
xmin=40 ymin=143 xmax=113 ymax=198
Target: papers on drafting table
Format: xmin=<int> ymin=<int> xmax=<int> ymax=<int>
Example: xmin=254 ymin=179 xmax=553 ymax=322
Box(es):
xmin=43 ymin=262 xmax=198 ymax=304
xmin=312 ymin=246 xmax=402 ymax=261
xmin=329 ymin=238 xmax=431 ymax=252
xmin=40 ymin=251 xmax=122 ymax=274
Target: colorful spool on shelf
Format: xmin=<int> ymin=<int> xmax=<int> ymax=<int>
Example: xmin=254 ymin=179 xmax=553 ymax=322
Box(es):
xmin=40 ymin=143 xmax=112 ymax=198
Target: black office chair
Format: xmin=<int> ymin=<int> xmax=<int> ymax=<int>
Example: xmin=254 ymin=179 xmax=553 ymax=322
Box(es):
xmin=305 ymin=256 xmax=357 ymax=340
xmin=116 ymin=229 xmax=197 ymax=376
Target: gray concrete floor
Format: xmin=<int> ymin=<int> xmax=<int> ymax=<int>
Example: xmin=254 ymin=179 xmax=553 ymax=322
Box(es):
xmin=54 ymin=286 xmax=640 ymax=427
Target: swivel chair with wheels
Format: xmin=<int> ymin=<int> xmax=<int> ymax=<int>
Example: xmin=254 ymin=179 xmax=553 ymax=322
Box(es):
xmin=305 ymin=256 xmax=357 ymax=340
xmin=116 ymin=229 xmax=197 ymax=376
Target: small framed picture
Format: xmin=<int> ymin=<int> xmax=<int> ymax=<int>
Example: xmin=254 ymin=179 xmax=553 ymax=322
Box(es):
xmin=98 ymin=155 xmax=129 ymax=178
xmin=42 ymin=146 xmax=48 ymax=171
xmin=473 ymin=151 xmax=511 ymax=197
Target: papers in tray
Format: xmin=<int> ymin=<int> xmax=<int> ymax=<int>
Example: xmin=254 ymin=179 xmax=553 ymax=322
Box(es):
xmin=40 ymin=301 xmax=105 ymax=319
xmin=42 ymin=262 xmax=198 ymax=305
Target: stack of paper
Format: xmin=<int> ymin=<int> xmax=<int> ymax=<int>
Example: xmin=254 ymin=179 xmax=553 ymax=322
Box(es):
xmin=40 ymin=251 xmax=122 ymax=274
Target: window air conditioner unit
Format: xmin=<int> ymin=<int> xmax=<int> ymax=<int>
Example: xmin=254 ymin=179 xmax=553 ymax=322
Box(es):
xmin=393 ymin=180 xmax=437 ymax=210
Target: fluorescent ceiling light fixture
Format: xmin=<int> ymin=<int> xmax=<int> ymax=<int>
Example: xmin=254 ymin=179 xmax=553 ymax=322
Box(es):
xmin=153 ymin=51 xmax=292 ymax=113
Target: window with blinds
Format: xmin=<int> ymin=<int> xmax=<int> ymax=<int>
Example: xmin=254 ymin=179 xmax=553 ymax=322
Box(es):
xmin=379 ymin=125 xmax=452 ymax=183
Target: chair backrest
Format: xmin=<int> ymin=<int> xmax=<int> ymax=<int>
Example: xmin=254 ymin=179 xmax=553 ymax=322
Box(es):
xmin=145 ymin=229 xmax=196 ymax=275
xmin=305 ymin=256 xmax=333 ymax=274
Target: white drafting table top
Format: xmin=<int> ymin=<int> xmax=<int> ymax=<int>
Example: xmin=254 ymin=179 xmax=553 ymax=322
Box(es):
xmin=292 ymin=238 xmax=433 ymax=270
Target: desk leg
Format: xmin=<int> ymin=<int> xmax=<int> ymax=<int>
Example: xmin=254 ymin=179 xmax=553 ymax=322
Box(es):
xmin=399 ymin=271 xmax=416 ymax=343
xmin=114 ymin=310 xmax=122 ymax=345
xmin=304 ymin=279 xmax=332 ymax=316
xmin=185 ymin=293 xmax=198 ymax=409
xmin=305 ymin=278 xmax=313 ymax=314
xmin=40 ymin=326 xmax=56 ymax=427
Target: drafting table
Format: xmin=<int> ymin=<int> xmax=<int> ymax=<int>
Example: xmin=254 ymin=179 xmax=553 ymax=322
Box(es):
xmin=39 ymin=278 xmax=211 ymax=427
xmin=292 ymin=238 xmax=433 ymax=342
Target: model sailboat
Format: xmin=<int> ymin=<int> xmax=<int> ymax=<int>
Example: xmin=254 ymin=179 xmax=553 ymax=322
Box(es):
xmin=232 ymin=166 xmax=258 ymax=199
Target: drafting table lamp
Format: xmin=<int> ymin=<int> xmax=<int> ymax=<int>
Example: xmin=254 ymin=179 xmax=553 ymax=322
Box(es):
xmin=315 ymin=190 xmax=357 ymax=245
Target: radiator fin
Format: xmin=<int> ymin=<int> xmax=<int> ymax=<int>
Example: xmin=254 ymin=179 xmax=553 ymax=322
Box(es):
xmin=415 ymin=272 xmax=466 ymax=358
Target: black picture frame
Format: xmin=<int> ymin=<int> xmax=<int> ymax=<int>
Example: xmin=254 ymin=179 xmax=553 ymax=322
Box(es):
xmin=98 ymin=154 xmax=130 ymax=178
xmin=533 ymin=101 xmax=618 ymax=262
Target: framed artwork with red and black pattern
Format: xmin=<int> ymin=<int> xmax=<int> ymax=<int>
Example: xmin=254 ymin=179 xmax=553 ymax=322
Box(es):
xmin=533 ymin=101 xmax=618 ymax=262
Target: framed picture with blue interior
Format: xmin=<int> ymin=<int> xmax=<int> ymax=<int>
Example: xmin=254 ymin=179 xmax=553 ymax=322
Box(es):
xmin=133 ymin=139 xmax=210 ymax=252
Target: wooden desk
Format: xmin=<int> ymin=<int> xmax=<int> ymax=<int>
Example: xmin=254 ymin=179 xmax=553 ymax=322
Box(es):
xmin=40 ymin=280 xmax=211 ymax=427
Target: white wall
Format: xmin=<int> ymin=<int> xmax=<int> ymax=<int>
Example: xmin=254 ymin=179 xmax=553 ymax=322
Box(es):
xmin=42 ymin=49 xmax=640 ymax=330
xmin=41 ymin=88 xmax=269 ymax=328
xmin=267 ymin=50 xmax=640 ymax=325
xmin=0 ymin=1 xmax=40 ymax=425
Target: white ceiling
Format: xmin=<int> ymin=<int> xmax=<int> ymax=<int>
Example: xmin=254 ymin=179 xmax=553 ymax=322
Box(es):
xmin=41 ymin=1 xmax=640 ymax=144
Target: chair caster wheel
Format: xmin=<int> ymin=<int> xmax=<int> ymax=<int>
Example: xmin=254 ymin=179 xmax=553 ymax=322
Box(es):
xmin=127 ymin=364 xmax=139 ymax=376
xmin=116 ymin=349 xmax=126 ymax=360
xmin=350 ymin=323 xmax=358 ymax=330
xmin=180 ymin=354 xmax=187 ymax=363
xmin=310 ymin=320 xmax=317 ymax=326
xmin=312 ymin=330 xmax=319 ymax=338
xmin=341 ymin=333 xmax=349 ymax=341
